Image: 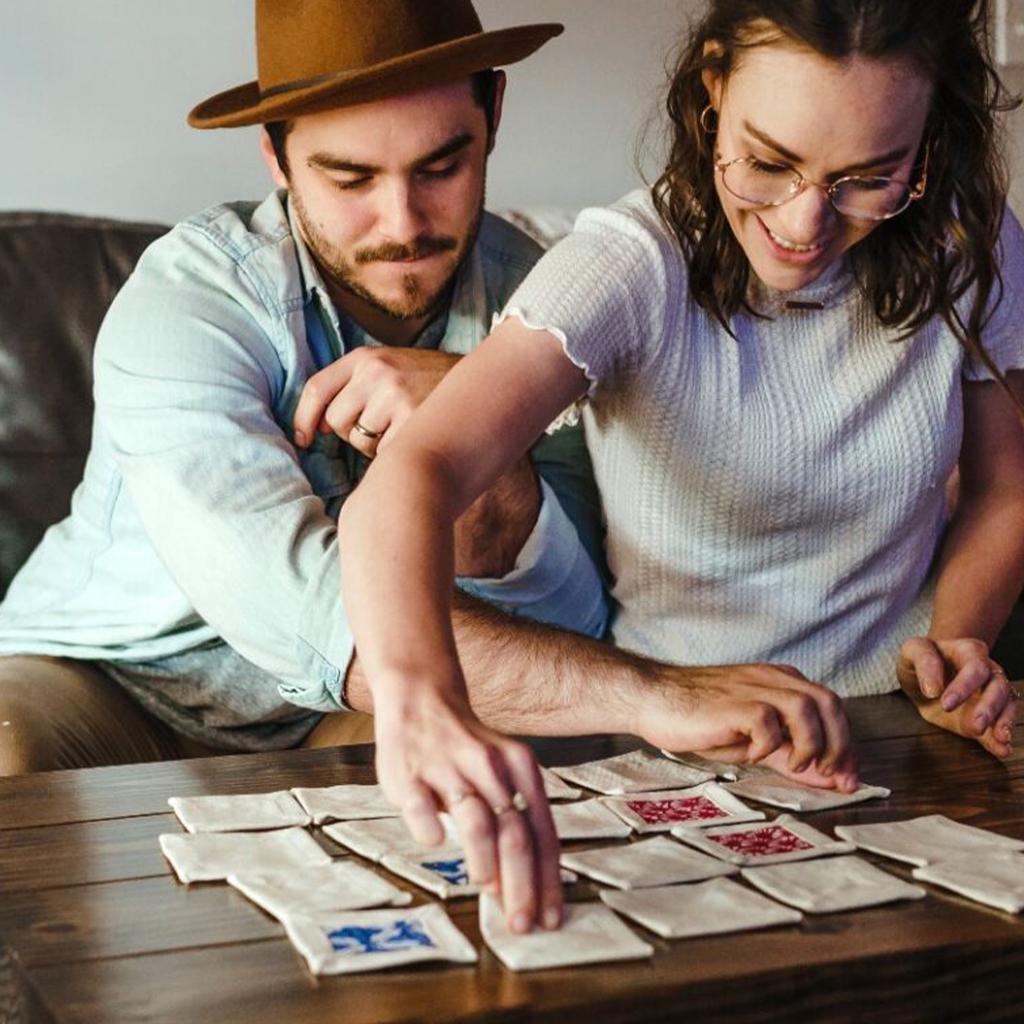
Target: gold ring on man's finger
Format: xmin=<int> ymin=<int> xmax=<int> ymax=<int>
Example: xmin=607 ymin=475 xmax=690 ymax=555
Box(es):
xmin=352 ymin=420 xmax=383 ymax=440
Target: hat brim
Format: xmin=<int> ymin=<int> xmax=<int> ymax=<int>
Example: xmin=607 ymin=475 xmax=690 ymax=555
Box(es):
xmin=188 ymin=23 xmax=563 ymax=129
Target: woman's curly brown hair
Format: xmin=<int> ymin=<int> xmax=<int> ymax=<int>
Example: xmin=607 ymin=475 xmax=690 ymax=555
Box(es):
xmin=654 ymin=0 xmax=1022 ymax=411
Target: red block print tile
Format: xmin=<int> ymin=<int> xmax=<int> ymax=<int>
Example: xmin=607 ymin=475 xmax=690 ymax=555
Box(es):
xmin=709 ymin=825 xmax=813 ymax=857
xmin=626 ymin=795 xmax=728 ymax=826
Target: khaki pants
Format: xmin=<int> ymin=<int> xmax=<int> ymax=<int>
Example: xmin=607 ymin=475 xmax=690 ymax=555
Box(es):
xmin=0 ymin=655 xmax=374 ymax=777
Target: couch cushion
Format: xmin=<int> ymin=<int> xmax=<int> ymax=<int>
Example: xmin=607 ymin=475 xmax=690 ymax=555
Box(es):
xmin=0 ymin=212 xmax=166 ymax=596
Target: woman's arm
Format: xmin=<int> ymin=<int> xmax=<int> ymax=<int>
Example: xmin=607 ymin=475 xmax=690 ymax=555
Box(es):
xmin=898 ymin=370 xmax=1024 ymax=757
xmin=338 ymin=318 xmax=587 ymax=934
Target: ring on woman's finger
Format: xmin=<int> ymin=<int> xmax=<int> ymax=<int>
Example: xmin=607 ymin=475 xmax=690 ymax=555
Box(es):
xmin=491 ymin=791 xmax=529 ymax=816
xmin=446 ymin=788 xmax=474 ymax=808
xmin=352 ymin=419 xmax=383 ymax=440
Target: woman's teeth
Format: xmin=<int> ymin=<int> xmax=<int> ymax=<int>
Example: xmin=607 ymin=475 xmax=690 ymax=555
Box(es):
xmin=768 ymin=228 xmax=819 ymax=253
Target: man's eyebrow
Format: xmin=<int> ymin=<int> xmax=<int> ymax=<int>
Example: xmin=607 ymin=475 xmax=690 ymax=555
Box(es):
xmin=741 ymin=120 xmax=911 ymax=174
xmin=307 ymin=132 xmax=475 ymax=175
xmin=412 ymin=132 xmax=474 ymax=169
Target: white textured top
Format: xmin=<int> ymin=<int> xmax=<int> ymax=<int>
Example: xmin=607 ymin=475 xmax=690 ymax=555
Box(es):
xmin=501 ymin=190 xmax=1024 ymax=696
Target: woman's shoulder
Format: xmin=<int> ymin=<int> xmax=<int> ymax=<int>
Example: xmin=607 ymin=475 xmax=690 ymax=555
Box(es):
xmin=573 ymin=188 xmax=674 ymax=245
xmin=567 ymin=188 xmax=686 ymax=295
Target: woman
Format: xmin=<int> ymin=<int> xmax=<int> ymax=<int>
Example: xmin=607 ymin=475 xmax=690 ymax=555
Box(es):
xmin=312 ymin=1 xmax=1024 ymax=930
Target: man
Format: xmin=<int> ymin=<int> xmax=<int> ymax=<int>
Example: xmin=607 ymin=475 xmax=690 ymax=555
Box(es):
xmin=0 ymin=0 xmax=609 ymax=771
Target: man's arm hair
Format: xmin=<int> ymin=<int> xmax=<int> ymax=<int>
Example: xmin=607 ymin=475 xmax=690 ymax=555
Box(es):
xmin=344 ymin=591 xmax=673 ymax=736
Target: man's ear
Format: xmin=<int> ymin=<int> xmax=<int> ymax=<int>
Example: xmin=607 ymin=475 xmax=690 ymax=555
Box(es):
xmin=486 ymin=70 xmax=507 ymax=155
xmin=259 ymin=127 xmax=290 ymax=189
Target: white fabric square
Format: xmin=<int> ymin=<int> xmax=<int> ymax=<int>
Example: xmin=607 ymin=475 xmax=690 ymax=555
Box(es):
xmin=322 ymin=817 xmax=460 ymax=863
xmin=291 ymin=784 xmax=395 ymax=824
xmin=167 ymin=791 xmax=310 ymax=833
xmin=381 ymin=853 xmax=479 ymax=899
xmin=479 ymin=893 xmax=653 ymax=970
xmin=834 ymin=815 xmax=1024 ymax=867
xmin=541 ymin=766 xmax=582 ymax=800
xmin=552 ymin=800 xmax=634 ymax=840
xmin=741 ymin=855 xmax=926 ymax=913
xmin=228 ymin=861 xmax=411 ymax=920
xmin=282 ymin=903 xmax=477 ymax=975
xmin=913 ymin=851 xmax=1024 ymax=913
xmin=673 ymin=813 xmax=854 ymax=866
xmin=551 ymin=749 xmax=714 ymax=795
xmin=724 ymin=776 xmax=891 ymax=812
xmin=561 ymin=836 xmax=737 ymax=889
xmin=658 ymin=750 xmax=742 ymax=781
xmin=602 ymin=783 xmax=764 ymax=834
xmin=159 ymin=827 xmax=331 ymax=883
xmin=601 ymin=878 xmax=802 ymax=939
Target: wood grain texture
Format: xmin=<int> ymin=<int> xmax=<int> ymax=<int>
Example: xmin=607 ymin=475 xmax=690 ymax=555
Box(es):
xmin=0 ymin=877 xmax=288 ymax=967
xmin=1 ymin=696 xmax=1022 ymax=1024
xmin=20 ymin=919 xmax=1024 ymax=1024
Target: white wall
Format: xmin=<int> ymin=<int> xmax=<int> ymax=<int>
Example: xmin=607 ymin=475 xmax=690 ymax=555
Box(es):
xmin=0 ymin=1 xmax=690 ymax=224
xmin=6 ymin=2 xmax=1023 ymax=223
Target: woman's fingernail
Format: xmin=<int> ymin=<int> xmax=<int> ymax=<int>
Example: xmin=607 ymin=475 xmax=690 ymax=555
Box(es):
xmin=941 ymin=695 xmax=957 ymax=712
xmin=975 ymin=713 xmax=988 ymax=731
xmin=544 ymin=908 xmax=562 ymax=930
xmin=294 ymin=429 xmax=306 ymax=447
xmin=512 ymin=913 xmax=530 ymax=934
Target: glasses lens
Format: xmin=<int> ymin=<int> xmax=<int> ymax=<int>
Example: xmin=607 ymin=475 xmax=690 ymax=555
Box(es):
xmin=720 ymin=160 xmax=797 ymax=206
xmin=831 ymin=177 xmax=911 ymax=220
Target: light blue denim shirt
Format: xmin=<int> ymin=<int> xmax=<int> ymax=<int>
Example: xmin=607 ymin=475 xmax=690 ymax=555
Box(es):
xmin=0 ymin=190 xmax=607 ymax=713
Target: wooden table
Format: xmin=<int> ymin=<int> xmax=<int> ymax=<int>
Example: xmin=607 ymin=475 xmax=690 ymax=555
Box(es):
xmin=1 ymin=695 xmax=1022 ymax=1024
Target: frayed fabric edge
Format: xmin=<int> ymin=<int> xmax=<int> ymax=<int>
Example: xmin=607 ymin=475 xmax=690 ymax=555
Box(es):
xmin=492 ymin=308 xmax=596 ymax=434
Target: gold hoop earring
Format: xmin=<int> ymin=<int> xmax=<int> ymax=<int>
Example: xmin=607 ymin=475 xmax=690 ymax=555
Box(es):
xmin=699 ymin=104 xmax=718 ymax=134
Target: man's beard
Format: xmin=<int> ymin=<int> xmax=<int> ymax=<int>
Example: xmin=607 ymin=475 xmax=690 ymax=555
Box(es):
xmin=291 ymin=190 xmax=484 ymax=321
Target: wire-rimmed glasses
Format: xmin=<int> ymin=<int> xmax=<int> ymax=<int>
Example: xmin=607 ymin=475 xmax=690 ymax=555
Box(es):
xmin=714 ymin=151 xmax=928 ymax=221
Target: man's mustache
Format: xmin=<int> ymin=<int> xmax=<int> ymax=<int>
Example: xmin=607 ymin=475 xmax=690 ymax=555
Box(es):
xmin=354 ymin=235 xmax=458 ymax=264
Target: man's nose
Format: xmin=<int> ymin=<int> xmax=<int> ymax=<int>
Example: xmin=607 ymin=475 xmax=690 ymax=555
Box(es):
xmin=375 ymin=180 xmax=425 ymax=243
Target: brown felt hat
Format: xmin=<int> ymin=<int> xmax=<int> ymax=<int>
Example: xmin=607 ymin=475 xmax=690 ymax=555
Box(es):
xmin=188 ymin=0 xmax=563 ymax=129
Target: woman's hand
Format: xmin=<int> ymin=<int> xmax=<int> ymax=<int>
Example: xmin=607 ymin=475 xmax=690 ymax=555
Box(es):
xmin=373 ymin=685 xmax=562 ymax=933
xmin=897 ymin=636 xmax=1016 ymax=757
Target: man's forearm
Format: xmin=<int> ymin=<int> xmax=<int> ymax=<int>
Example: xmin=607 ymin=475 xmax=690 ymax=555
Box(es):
xmin=344 ymin=591 xmax=657 ymax=735
xmin=453 ymin=457 xmax=540 ymax=578
xmin=343 ymin=591 xmax=857 ymax=783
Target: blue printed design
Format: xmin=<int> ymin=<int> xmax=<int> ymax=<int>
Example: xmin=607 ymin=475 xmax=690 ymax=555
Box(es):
xmin=421 ymin=857 xmax=470 ymax=885
xmin=324 ymin=919 xmax=436 ymax=955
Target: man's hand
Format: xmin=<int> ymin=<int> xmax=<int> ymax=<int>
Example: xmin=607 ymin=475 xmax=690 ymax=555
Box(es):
xmin=634 ymin=662 xmax=860 ymax=791
xmin=293 ymin=348 xmax=459 ymax=457
xmin=897 ymin=636 xmax=1016 ymax=758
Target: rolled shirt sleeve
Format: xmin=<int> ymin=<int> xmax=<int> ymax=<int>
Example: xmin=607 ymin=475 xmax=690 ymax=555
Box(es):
xmin=457 ymin=476 xmax=608 ymax=639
